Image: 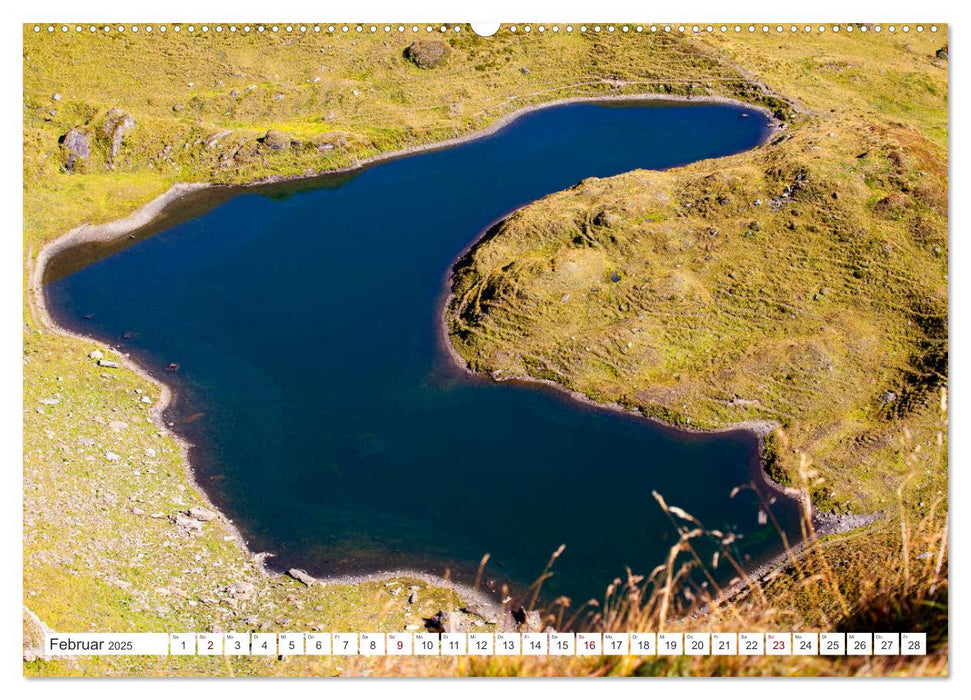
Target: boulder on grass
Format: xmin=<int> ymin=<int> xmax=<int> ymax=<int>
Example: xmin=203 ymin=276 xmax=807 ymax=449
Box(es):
xmin=102 ymin=108 xmax=136 ymax=162
xmin=60 ymin=128 xmax=91 ymax=171
xmin=404 ymin=40 xmax=449 ymax=69
xmin=262 ymin=129 xmax=292 ymax=150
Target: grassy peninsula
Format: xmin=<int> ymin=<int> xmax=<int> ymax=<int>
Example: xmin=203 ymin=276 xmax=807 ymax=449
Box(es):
xmin=24 ymin=24 xmax=947 ymax=676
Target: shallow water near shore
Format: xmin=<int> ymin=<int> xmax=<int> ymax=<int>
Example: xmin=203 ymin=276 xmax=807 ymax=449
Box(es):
xmin=46 ymin=100 xmax=803 ymax=603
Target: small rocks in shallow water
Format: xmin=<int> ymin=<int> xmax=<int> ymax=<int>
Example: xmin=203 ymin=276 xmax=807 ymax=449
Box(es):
xmin=188 ymin=506 xmax=218 ymax=522
xmin=287 ymin=568 xmax=317 ymax=586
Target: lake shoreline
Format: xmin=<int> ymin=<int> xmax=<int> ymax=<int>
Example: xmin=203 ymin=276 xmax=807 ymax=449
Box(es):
xmin=34 ymin=91 xmax=783 ymax=278
xmin=437 ymin=285 xmax=863 ymax=541
xmin=30 ymin=92 xmax=804 ymax=610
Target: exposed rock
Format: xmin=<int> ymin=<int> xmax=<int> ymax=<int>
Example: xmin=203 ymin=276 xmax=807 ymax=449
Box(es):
xmin=52 ymin=93 xmax=61 ymax=101
xmin=97 ymin=359 xmax=120 ymax=368
xmin=403 ymin=40 xmax=449 ymax=69
xmin=61 ymin=128 xmax=91 ymax=171
xmin=813 ymin=510 xmax=880 ymax=536
xmin=512 ymin=606 xmax=544 ymax=632
xmin=108 ymin=420 xmax=128 ymax=431
xmin=88 ymin=349 xmax=104 ymax=360
xmin=313 ymin=133 xmax=349 ymax=154
xmin=173 ymin=513 xmax=203 ymax=533
xmin=105 ymin=452 xmax=121 ymax=462
xmin=230 ymin=582 xmax=255 ymax=599
xmin=103 ymin=108 xmax=136 ymax=162
xmin=407 ymin=591 xmax=418 ymax=604
xmin=287 ymin=568 xmax=317 ymax=586
xmin=188 ymin=506 xmax=218 ymax=522
xmin=261 ymin=130 xmax=292 ymax=150
xmin=593 ymin=209 xmax=620 ymax=227
xmin=423 ymin=609 xmax=467 ymax=633
xmin=460 ymin=603 xmax=490 ymax=619
xmin=936 ymin=45 xmax=948 ymax=60
xmin=879 ymin=390 xmax=898 ymax=405
xmin=205 ymin=129 xmax=232 ymax=149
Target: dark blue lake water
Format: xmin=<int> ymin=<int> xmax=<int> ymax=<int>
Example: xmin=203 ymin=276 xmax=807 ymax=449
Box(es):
xmin=46 ymin=101 xmax=802 ymax=604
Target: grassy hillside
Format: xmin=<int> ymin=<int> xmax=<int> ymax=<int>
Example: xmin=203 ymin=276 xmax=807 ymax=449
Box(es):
xmin=24 ymin=24 xmax=947 ymax=676
xmin=24 ymin=26 xmax=791 ymax=254
xmin=445 ymin=26 xmax=948 ymax=675
xmin=448 ymin=98 xmax=947 ymax=515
